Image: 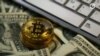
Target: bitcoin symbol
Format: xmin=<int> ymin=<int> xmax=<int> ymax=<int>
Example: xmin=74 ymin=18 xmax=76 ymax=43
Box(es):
xmin=21 ymin=18 xmax=54 ymax=49
xmin=31 ymin=21 xmax=45 ymax=37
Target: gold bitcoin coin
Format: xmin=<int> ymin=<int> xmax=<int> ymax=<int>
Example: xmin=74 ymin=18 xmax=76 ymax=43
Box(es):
xmin=20 ymin=17 xmax=54 ymax=49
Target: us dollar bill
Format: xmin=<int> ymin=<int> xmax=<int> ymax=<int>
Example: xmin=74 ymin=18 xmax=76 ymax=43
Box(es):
xmin=70 ymin=35 xmax=100 ymax=56
xmin=0 ymin=0 xmax=32 ymax=52
xmin=51 ymin=35 xmax=100 ymax=56
xmin=0 ymin=0 xmax=24 ymax=13
xmin=5 ymin=48 xmax=50 ymax=56
xmin=0 ymin=23 xmax=13 ymax=52
xmin=0 ymin=0 xmax=31 ymax=23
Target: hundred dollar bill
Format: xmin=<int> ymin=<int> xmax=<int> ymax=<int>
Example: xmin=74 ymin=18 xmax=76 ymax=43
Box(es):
xmin=51 ymin=35 xmax=100 ymax=56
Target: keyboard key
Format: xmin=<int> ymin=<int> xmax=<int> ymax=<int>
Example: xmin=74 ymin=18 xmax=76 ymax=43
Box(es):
xmin=54 ymin=0 xmax=67 ymax=4
xmin=96 ymin=4 xmax=100 ymax=9
xmin=90 ymin=10 xmax=100 ymax=23
xmin=93 ymin=0 xmax=100 ymax=9
xmin=78 ymin=5 xmax=93 ymax=16
xmin=90 ymin=3 xmax=96 ymax=9
xmin=65 ymin=0 xmax=81 ymax=10
xmin=82 ymin=0 xmax=93 ymax=4
xmin=81 ymin=20 xmax=100 ymax=37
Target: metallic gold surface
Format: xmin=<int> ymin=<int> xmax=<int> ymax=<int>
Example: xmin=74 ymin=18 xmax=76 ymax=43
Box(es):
xmin=20 ymin=17 xmax=54 ymax=49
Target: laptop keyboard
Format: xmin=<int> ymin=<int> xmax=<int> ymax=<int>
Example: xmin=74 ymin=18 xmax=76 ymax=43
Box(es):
xmin=52 ymin=0 xmax=100 ymax=37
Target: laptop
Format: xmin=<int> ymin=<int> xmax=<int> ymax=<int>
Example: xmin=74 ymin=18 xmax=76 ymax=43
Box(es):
xmin=12 ymin=0 xmax=100 ymax=46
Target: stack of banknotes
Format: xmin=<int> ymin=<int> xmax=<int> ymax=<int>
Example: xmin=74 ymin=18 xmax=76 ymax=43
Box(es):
xmin=0 ymin=0 xmax=100 ymax=56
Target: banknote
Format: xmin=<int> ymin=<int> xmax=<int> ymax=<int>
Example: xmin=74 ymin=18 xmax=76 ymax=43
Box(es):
xmin=0 ymin=48 xmax=50 ymax=56
xmin=0 ymin=0 xmax=27 ymax=13
xmin=53 ymin=28 xmax=69 ymax=44
xmin=0 ymin=0 xmax=31 ymax=52
xmin=0 ymin=23 xmax=13 ymax=52
xmin=0 ymin=0 xmax=31 ymax=23
xmin=51 ymin=35 xmax=100 ymax=56
xmin=3 ymin=48 xmax=50 ymax=56
xmin=70 ymin=35 xmax=100 ymax=56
